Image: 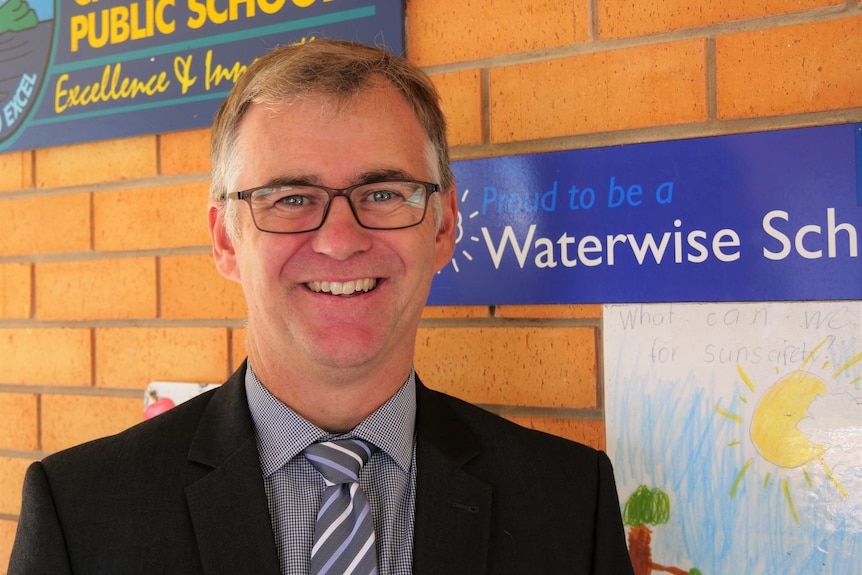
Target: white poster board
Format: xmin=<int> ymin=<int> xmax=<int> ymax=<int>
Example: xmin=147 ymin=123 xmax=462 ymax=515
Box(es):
xmin=605 ymin=302 xmax=861 ymax=574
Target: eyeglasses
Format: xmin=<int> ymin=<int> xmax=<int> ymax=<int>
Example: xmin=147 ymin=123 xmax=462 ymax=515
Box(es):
xmin=225 ymin=180 xmax=440 ymax=234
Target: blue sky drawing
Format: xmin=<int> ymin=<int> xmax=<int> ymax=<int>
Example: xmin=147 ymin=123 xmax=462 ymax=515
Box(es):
xmin=605 ymin=302 xmax=862 ymax=575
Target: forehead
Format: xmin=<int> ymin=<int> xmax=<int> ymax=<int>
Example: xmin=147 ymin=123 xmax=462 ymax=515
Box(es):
xmin=234 ymin=85 xmax=433 ymax=188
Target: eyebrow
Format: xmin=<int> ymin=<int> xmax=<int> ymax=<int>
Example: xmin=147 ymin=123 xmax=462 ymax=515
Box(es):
xmin=260 ymin=168 xmax=420 ymax=189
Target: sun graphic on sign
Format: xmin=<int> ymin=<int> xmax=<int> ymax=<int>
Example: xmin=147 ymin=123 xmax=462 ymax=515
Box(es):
xmin=446 ymin=188 xmax=483 ymax=273
xmin=713 ymin=338 xmax=862 ymax=523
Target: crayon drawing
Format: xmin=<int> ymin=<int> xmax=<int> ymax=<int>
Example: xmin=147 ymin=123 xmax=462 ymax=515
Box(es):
xmin=604 ymin=302 xmax=862 ymax=574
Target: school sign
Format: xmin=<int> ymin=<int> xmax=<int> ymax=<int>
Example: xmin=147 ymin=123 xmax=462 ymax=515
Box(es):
xmin=0 ymin=0 xmax=403 ymax=152
xmin=431 ymin=123 xmax=862 ymax=305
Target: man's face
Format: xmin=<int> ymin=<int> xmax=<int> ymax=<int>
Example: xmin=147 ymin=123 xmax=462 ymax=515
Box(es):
xmin=209 ymin=83 xmax=456 ymax=382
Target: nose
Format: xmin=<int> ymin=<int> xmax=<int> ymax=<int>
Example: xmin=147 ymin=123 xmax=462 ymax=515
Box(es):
xmin=309 ymin=196 xmax=372 ymax=260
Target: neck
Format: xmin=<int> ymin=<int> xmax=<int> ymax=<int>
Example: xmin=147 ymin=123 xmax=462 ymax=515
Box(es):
xmin=247 ymin=349 xmax=411 ymax=433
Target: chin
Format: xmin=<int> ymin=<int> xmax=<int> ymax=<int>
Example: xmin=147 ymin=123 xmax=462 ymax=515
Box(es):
xmin=306 ymin=335 xmax=387 ymax=368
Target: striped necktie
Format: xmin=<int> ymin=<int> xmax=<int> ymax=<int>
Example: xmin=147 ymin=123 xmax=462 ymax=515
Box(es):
xmin=303 ymin=439 xmax=379 ymax=575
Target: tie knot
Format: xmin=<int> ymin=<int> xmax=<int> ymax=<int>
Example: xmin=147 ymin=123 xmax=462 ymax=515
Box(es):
xmin=303 ymin=439 xmax=376 ymax=485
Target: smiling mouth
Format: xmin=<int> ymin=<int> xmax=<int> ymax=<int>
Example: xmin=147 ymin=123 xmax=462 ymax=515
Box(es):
xmin=306 ymin=278 xmax=377 ymax=296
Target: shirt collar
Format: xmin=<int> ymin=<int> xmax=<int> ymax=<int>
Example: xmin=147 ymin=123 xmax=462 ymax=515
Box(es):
xmin=244 ymin=364 xmax=416 ymax=477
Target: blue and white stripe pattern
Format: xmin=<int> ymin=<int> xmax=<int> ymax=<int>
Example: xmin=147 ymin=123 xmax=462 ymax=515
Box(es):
xmin=304 ymin=439 xmax=379 ymax=575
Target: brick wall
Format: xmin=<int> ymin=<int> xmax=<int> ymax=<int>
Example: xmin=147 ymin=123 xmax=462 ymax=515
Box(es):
xmin=2 ymin=0 xmax=861 ymax=568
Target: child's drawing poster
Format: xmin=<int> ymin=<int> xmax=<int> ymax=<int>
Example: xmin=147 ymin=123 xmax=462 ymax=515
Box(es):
xmin=604 ymin=302 xmax=861 ymax=574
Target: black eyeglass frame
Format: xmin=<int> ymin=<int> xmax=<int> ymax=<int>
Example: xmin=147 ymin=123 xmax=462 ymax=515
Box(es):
xmin=225 ymin=180 xmax=441 ymax=234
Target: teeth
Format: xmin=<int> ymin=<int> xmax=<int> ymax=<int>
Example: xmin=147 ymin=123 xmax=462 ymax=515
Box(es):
xmin=307 ymin=278 xmax=376 ymax=295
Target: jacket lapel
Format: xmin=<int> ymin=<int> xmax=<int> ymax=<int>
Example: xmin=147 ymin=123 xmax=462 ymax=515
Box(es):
xmin=180 ymin=369 xmax=494 ymax=574
xmin=184 ymin=365 xmax=281 ymax=575
xmin=413 ymin=380 xmax=492 ymax=575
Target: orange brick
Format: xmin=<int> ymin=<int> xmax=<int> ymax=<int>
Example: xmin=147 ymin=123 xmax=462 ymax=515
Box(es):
xmin=599 ymin=0 xmax=840 ymax=39
xmin=0 ymin=456 xmax=32 ymax=515
xmin=231 ymin=328 xmax=247 ymax=372
xmin=160 ymin=254 xmax=247 ymax=319
xmin=36 ymin=258 xmax=157 ymax=321
xmin=717 ymin=16 xmax=862 ymax=119
xmin=160 ymin=128 xmax=211 ymax=175
xmin=431 ymin=70 xmax=483 ymax=147
xmin=0 ymin=150 xmax=33 ymax=192
xmin=0 ymin=194 xmax=91 ymax=257
xmin=41 ymin=395 xmax=143 ymax=452
xmin=96 ymin=327 xmax=229 ymax=389
xmin=506 ymin=416 xmax=605 ymax=450
xmin=496 ymin=304 xmax=601 ymax=319
xmin=421 ymin=306 xmax=490 ymax=319
xmin=407 ymin=0 xmax=591 ymax=66
xmin=0 ymin=518 xmax=18 ymax=574
xmin=0 ymin=328 xmax=92 ymax=387
xmin=36 ymin=136 xmax=157 ymax=189
xmin=490 ymin=40 xmax=707 ymax=143
xmin=0 ymin=393 xmax=39 ymax=451
xmin=94 ymin=182 xmax=210 ymax=251
xmin=415 ymin=326 xmax=597 ymax=408
xmin=0 ymin=263 xmax=32 ymax=319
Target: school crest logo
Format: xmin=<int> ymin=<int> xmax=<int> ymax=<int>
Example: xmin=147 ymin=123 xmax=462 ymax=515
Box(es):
xmin=0 ymin=0 xmax=52 ymax=146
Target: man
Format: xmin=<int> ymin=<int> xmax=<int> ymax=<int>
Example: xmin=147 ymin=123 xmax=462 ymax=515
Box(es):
xmin=9 ymin=40 xmax=634 ymax=574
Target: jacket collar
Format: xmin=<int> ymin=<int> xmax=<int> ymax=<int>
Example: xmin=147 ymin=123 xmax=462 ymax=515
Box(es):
xmin=185 ymin=362 xmax=281 ymax=575
xmin=413 ymin=377 xmax=492 ymax=575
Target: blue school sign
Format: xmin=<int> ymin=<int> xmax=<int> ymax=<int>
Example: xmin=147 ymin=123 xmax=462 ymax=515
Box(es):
xmin=0 ymin=0 xmax=402 ymax=152
xmin=429 ymin=123 xmax=862 ymax=305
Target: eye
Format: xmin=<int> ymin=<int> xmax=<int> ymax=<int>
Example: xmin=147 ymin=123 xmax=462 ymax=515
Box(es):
xmin=277 ymin=194 xmax=307 ymax=206
xmin=257 ymin=186 xmax=323 ymax=209
xmin=370 ymin=190 xmax=400 ymax=202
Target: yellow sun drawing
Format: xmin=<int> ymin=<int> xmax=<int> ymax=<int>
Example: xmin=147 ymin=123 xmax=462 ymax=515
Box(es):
xmin=713 ymin=338 xmax=862 ymax=523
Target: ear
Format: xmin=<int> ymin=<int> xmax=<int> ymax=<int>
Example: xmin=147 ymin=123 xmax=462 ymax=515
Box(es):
xmin=208 ymin=200 xmax=241 ymax=282
xmin=433 ymin=183 xmax=458 ymax=272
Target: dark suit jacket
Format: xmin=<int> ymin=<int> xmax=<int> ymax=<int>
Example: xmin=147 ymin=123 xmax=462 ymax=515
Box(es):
xmin=9 ymin=364 xmax=634 ymax=574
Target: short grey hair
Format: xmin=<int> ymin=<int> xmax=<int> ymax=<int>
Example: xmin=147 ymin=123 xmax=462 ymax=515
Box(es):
xmin=209 ymin=39 xmax=454 ymax=239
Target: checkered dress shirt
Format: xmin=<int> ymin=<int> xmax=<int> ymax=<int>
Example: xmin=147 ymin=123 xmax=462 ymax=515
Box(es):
xmin=244 ymin=365 xmax=417 ymax=575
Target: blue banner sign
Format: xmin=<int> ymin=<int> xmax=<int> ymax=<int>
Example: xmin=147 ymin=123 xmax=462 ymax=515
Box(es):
xmin=0 ymin=0 xmax=402 ymax=152
xmin=430 ymin=123 xmax=862 ymax=305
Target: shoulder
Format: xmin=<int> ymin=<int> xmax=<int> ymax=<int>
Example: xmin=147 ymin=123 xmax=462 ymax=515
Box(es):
xmin=414 ymin=378 xmax=624 ymax=554
xmin=40 ymin=385 xmax=217 ymax=480
xmin=38 ymin=366 xmax=257 ymax=490
xmin=416 ymin=380 xmax=603 ymax=469
xmin=41 ymin=366 xmax=250 ymax=477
